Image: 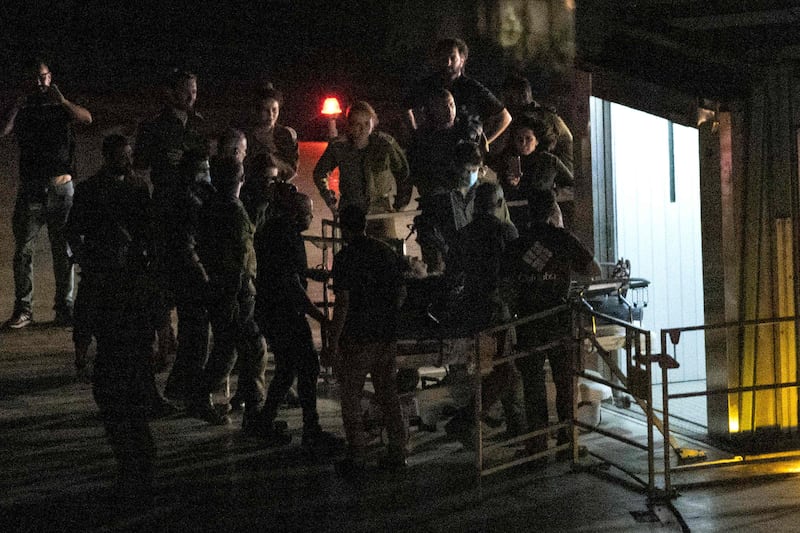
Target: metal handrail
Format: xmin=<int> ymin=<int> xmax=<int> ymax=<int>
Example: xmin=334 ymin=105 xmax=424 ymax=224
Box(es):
xmin=658 ymin=313 xmax=800 ymax=495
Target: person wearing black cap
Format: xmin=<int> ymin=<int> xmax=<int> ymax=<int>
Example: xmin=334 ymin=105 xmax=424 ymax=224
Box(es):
xmin=251 ymin=189 xmax=339 ymax=450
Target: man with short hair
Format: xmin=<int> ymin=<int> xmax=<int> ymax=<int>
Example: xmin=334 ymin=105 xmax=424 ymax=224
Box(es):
xmin=325 ymin=204 xmax=408 ymax=475
xmin=135 ymin=69 xmax=212 ymax=404
xmin=67 ymin=134 xmax=144 ymax=377
xmin=403 ymin=38 xmax=511 ymax=146
xmin=133 ymin=68 xmax=208 ymax=200
xmin=0 ymin=60 xmax=92 ymax=328
xmin=505 ymin=191 xmax=601 ymax=456
xmin=499 ymin=74 xmax=573 ymax=173
xmin=194 ymin=156 xmax=267 ymax=426
xmin=251 ymin=190 xmax=338 ymax=449
xmin=65 ymin=134 xmax=160 ymax=506
xmin=412 ymin=140 xmax=484 ymax=273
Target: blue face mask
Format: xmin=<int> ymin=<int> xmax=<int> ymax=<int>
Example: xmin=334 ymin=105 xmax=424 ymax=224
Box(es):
xmin=468 ymin=169 xmax=479 ymax=187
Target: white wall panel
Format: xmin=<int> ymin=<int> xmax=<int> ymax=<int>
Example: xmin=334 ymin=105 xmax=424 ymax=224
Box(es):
xmin=607 ymin=102 xmax=706 ymax=383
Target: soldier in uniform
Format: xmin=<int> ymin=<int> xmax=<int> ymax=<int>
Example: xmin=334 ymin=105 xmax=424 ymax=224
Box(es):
xmin=195 ymin=156 xmax=268 ymax=427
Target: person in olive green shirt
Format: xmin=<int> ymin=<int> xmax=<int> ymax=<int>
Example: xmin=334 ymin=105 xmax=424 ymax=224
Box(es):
xmin=194 ymin=156 xmax=267 ymax=427
xmin=313 ymin=101 xmax=411 ymax=239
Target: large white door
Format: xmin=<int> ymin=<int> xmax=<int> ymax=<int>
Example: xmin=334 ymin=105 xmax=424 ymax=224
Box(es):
xmin=601 ymin=100 xmax=706 ymax=383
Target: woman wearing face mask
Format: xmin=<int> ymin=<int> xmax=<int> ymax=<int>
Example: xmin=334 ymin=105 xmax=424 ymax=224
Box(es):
xmin=487 ymin=115 xmax=573 ymax=229
xmin=245 ymin=84 xmax=299 ymax=184
xmin=313 ymin=101 xmax=411 ymax=239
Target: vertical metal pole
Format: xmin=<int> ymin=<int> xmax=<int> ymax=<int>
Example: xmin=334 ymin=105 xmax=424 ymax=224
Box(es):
xmin=475 ymin=333 xmax=483 ymax=476
xmin=571 ymin=306 xmax=581 ymax=464
xmin=645 ymin=330 xmax=655 ymax=495
xmin=660 ymin=329 xmax=670 ymax=495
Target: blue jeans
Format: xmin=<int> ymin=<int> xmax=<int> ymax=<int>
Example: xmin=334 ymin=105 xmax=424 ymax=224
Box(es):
xmin=12 ymin=181 xmax=75 ymax=315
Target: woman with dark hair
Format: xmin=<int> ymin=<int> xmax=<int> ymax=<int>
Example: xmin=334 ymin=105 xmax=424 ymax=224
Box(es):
xmin=313 ymin=101 xmax=411 ymax=239
xmin=486 ymin=115 xmax=573 ymax=230
xmin=244 ymin=84 xmax=299 ymax=184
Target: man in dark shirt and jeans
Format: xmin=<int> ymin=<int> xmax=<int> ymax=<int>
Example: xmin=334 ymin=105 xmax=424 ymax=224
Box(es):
xmin=253 ymin=190 xmax=338 ymax=450
xmin=326 ymin=205 xmax=408 ymax=475
xmin=0 ymin=60 xmax=92 ymax=328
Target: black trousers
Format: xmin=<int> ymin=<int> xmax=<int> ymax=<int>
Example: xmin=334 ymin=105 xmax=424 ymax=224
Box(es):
xmin=259 ymin=313 xmax=320 ymax=430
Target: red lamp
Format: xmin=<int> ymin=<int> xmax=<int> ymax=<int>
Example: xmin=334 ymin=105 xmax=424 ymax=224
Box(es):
xmin=321 ymin=97 xmax=342 ymax=116
xmin=321 ymin=97 xmax=342 ymax=139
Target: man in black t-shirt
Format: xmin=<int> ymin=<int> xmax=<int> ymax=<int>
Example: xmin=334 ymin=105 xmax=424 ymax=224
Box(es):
xmin=326 ymin=205 xmax=408 ymax=475
xmin=505 ymin=191 xmax=600 ymax=455
xmin=0 ymin=60 xmax=92 ymax=329
xmin=251 ymin=191 xmax=339 ymax=450
xmin=403 ymin=38 xmax=511 ymax=147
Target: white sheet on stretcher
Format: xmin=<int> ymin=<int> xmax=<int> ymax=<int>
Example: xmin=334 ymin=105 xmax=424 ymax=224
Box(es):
xmin=396 ymin=337 xmax=474 ymax=369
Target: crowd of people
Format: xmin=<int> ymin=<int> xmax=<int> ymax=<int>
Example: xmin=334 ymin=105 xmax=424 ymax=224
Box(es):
xmin=0 ymin=37 xmax=599 ymax=504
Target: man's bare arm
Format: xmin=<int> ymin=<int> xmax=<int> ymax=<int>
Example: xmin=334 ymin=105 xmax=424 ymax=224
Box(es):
xmin=50 ymin=85 xmax=92 ymax=125
xmin=483 ymin=108 xmax=512 ymax=145
xmin=329 ymin=289 xmax=350 ymax=352
xmin=0 ymin=96 xmax=25 ymax=137
xmin=405 ymin=109 xmax=418 ymax=131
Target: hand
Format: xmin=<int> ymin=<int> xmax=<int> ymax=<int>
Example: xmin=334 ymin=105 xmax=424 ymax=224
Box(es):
xmin=48 ymin=84 xmax=67 ymax=105
xmin=504 ymin=174 xmax=521 ymax=188
xmin=324 ymin=191 xmax=338 ymax=216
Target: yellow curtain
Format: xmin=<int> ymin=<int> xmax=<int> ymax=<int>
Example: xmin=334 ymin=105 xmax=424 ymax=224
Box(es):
xmin=733 ymin=61 xmax=800 ymax=433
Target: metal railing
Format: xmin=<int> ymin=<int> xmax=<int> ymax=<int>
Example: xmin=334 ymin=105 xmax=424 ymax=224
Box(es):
xmin=657 ymin=314 xmax=800 ymax=495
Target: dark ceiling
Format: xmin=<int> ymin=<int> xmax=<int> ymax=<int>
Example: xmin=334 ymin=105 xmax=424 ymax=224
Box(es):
xmin=576 ymin=1 xmax=800 ymax=101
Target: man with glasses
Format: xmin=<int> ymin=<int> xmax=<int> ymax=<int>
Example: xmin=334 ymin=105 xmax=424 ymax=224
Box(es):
xmin=0 ymin=59 xmax=92 ymax=329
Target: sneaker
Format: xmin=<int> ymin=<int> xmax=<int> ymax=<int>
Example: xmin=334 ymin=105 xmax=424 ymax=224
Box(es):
xmin=5 ymin=311 xmax=32 ymax=329
xmin=228 ymin=393 xmax=245 ymax=412
xmin=187 ymin=394 xmax=231 ymax=426
xmin=53 ymin=309 xmax=73 ymax=327
xmin=302 ymin=427 xmax=344 ymax=452
xmin=244 ymin=422 xmax=292 ymax=446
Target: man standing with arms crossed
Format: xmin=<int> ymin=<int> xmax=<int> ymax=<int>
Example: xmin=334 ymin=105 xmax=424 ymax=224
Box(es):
xmin=1 ymin=59 xmax=92 ymax=329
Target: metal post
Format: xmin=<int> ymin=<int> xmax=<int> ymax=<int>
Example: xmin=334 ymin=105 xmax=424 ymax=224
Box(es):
xmin=644 ymin=331 xmax=655 ymax=495
xmin=571 ymin=306 xmax=581 ymax=465
xmin=661 ymin=329 xmax=672 ymax=496
xmin=474 ymin=333 xmax=483 ymax=476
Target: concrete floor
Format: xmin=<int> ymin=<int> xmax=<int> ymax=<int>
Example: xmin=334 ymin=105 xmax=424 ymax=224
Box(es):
xmin=7 ymin=318 xmax=800 ymax=532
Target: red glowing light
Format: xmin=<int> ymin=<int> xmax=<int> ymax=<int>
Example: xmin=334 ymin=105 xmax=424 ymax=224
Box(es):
xmin=321 ymin=97 xmax=342 ymax=116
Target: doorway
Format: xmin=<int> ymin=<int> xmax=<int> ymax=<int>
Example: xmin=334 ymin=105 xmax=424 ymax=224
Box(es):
xmin=590 ymin=97 xmax=707 ymax=427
